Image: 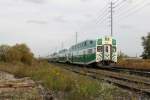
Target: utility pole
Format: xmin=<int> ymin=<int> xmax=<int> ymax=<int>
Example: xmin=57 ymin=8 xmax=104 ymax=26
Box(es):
xmin=111 ymin=1 xmax=113 ymax=36
xmin=109 ymin=1 xmax=114 ymax=37
xmin=55 ymin=47 xmax=57 ymax=53
xmin=61 ymin=42 xmax=64 ymax=50
xmin=76 ymin=32 xmax=78 ymax=45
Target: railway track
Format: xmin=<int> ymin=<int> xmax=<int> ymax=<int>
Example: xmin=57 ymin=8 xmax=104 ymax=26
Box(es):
xmin=98 ymin=66 xmax=150 ymax=77
xmin=66 ymin=63 xmax=150 ymax=78
xmin=54 ymin=63 xmax=150 ymax=94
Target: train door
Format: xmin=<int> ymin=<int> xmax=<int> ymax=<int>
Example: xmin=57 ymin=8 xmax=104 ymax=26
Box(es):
xmin=112 ymin=46 xmax=117 ymax=62
xmin=96 ymin=46 xmax=103 ymax=62
xmin=71 ymin=53 xmax=73 ymax=63
xmin=103 ymin=45 xmax=111 ymax=60
xmin=83 ymin=51 xmax=86 ymax=64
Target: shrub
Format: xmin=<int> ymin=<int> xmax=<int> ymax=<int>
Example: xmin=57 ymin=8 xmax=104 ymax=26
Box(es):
xmin=0 ymin=45 xmax=11 ymax=62
xmin=0 ymin=44 xmax=34 ymax=65
xmin=117 ymin=59 xmax=150 ymax=70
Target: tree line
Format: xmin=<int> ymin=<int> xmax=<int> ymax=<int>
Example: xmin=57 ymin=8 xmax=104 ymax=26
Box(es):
xmin=141 ymin=33 xmax=150 ymax=59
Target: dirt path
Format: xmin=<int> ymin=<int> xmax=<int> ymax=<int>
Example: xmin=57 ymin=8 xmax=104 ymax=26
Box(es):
xmin=0 ymin=71 xmax=54 ymax=100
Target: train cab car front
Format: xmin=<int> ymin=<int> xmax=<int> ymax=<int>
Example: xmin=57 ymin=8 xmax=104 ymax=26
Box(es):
xmin=96 ymin=36 xmax=117 ymax=66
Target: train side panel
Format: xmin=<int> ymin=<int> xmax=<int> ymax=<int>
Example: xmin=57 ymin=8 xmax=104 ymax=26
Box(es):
xmin=68 ymin=40 xmax=96 ymax=65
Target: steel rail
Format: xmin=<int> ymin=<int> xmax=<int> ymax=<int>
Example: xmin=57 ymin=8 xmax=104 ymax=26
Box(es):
xmin=58 ymin=64 xmax=150 ymax=94
xmin=100 ymin=66 xmax=150 ymax=77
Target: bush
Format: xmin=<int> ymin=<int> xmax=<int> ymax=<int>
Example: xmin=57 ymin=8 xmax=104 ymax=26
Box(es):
xmin=0 ymin=45 xmax=11 ymax=62
xmin=0 ymin=44 xmax=34 ymax=65
xmin=117 ymin=59 xmax=150 ymax=70
xmin=141 ymin=33 xmax=150 ymax=59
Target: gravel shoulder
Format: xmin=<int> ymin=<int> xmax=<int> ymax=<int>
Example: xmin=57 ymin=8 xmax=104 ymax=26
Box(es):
xmin=0 ymin=71 xmax=44 ymax=100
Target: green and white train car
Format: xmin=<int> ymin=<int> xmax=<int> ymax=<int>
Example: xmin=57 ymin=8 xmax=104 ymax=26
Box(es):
xmin=68 ymin=40 xmax=96 ymax=65
xmin=50 ymin=36 xmax=117 ymax=66
xmin=58 ymin=49 xmax=68 ymax=62
xmin=67 ymin=36 xmax=117 ymax=65
xmin=49 ymin=52 xmax=59 ymax=62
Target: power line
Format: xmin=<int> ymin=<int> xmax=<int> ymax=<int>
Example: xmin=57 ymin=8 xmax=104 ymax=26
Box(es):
xmin=110 ymin=1 xmax=114 ymax=36
xmin=95 ymin=9 xmax=109 ymax=24
xmin=114 ymin=0 xmax=127 ymax=9
xmin=75 ymin=32 xmax=78 ymax=45
xmin=78 ymin=0 xmax=118 ymax=35
xmin=96 ymin=1 xmax=116 ymax=36
xmin=96 ymin=1 xmax=117 ymax=36
xmin=87 ymin=3 xmax=110 ymax=25
xmin=78 ymin=3 xmax=110 ymax=33
xmin=114 ymin=0 xmax=129 ymax=14
xmin=95 ymin=5 xmax=109 ymax=19
xmin=113 ymin=0 xmax=121 ymax=4
xmin=115 ymin=0 xmax=148 ymax=17
xmin=116 ymin=0 xmax=150 ymax=20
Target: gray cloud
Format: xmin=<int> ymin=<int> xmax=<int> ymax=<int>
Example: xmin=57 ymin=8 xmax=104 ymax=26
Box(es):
xmin=53 ymin=16 xmax=68 ymax=23
xmin=120 ymin=24 xmax=133 ymax=29
xmin=84 ymin=14 xmax=93 ymax=18
xmin=16 ymin=0 xmax=45 ymax=4
xmin=119 ymin=24 xmax=143 ymax=32
xmin=80 ymin=0 xmax=91 ymax=2
xmin=25 ymin=0 xmax=45 ymax=3
xmin=0 ymin=0 xmax=149 ymax=57
xmin=26 ymin=20 xmax=48 ymax=24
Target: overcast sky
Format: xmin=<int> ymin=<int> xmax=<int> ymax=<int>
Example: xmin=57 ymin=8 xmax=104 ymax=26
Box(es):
xmin=0 ymin=0 xmax=150 ymax=57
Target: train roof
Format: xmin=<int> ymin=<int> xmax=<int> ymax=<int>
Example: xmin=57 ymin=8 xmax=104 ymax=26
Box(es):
xmin=58 ymin=49 xmax=68 ymax=53
xmin=69 ymin=40 xmax=96 ymax=51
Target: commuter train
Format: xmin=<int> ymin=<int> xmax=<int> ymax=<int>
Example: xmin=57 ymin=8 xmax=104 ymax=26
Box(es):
xmin=49 ymin=36 xmax=117 ymax=66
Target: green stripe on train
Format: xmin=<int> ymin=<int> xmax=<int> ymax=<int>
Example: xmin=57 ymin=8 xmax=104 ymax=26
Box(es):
xmin=69 ymin=53 xmax=96 ymax=64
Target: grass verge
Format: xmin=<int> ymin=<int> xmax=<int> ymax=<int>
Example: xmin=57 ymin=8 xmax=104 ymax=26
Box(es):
xmin=117 ymin=59 xmax=150 ymax=70
xmin=0 ymin=62 xmax=131 ymax=100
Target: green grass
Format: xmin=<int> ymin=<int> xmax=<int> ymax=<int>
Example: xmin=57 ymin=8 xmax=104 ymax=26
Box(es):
xmin=0 ymin=62 xmax=130 ymax=100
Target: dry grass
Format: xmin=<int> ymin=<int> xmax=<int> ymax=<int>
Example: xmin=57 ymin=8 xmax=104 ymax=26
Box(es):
xmin=0 ymin=62 xmax=131 ymax=100
xmin=117 ymin=59 xmax=150 ymax=70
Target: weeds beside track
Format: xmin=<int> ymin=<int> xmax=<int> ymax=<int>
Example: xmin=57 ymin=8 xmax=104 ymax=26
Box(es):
xmin=52 ymin=63 xmax=150 ymax=95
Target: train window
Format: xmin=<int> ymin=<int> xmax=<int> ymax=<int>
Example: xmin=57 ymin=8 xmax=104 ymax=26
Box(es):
xmin=105 ymin=46 xmax=108 ymax=52
xmin=112 ymin=39 xmax=116 ymax=45
xmin=83 ymin=51 xmax=86 ymax=54
xmin=112 ymin=46 xmax=116 ymax=52
xmin=84 ymin=42 xmax=86 ymax=46
xmin=97 ymin=46 xmax=102 ymax=52
xmin=97 ymin=39 xmax=102 ymax=45
xmin=105 ymin=37 xmax=109 ymax=41
xmin=88 ymin=49 xmax=92 ymax=54
xmin=94 ymin=48 xmax=96 ymax=53
xmin=90 ymin=41 xmax=93 ymax=44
